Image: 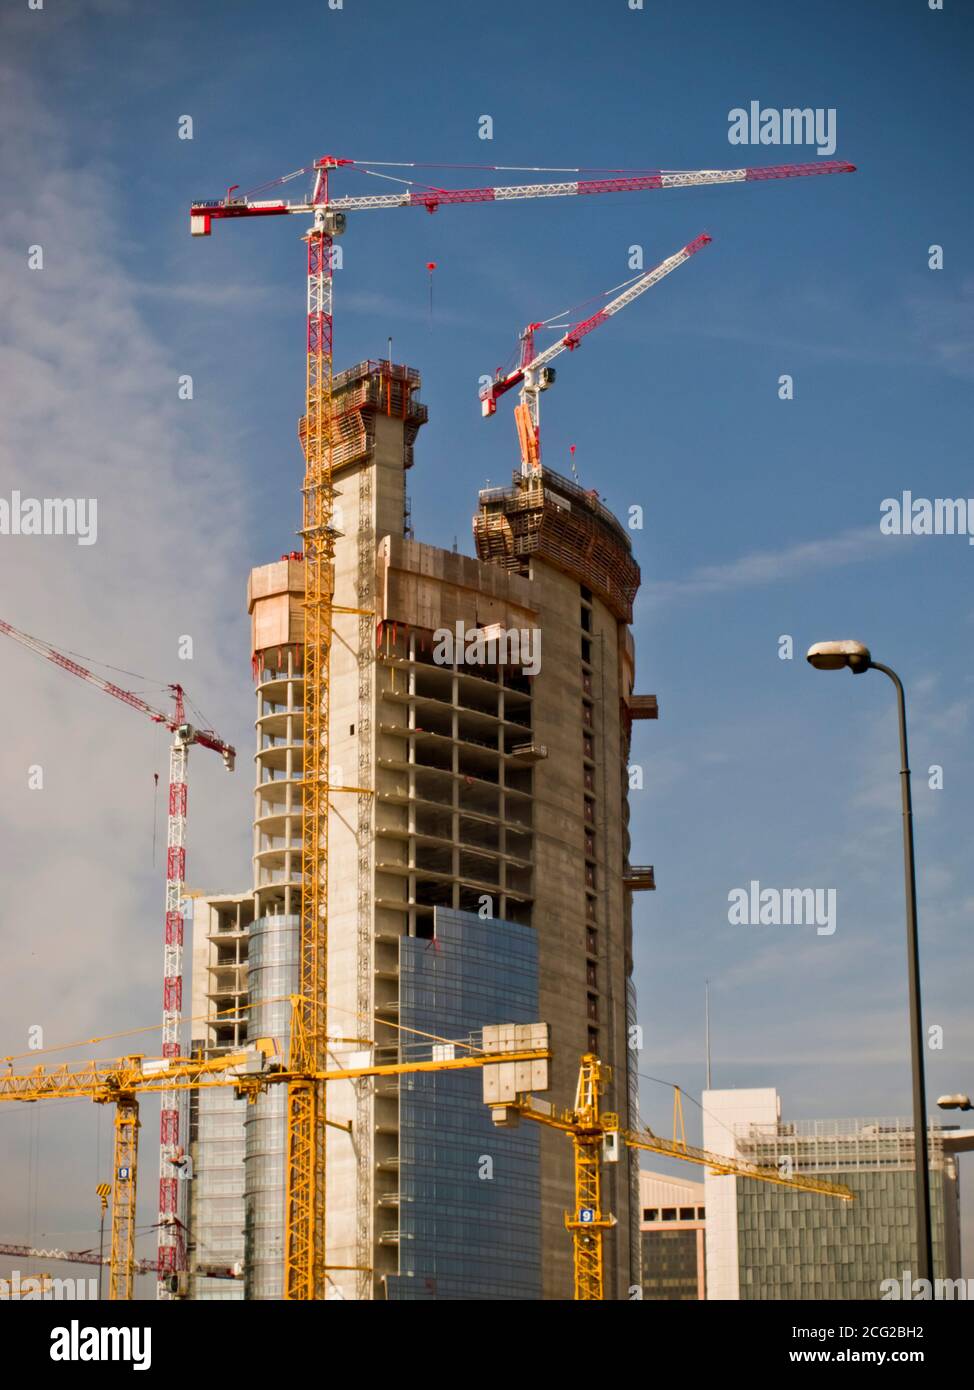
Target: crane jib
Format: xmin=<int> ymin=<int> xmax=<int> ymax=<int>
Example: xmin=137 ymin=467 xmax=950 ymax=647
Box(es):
xmin=189 ymin=161 xmax=855 ymax=228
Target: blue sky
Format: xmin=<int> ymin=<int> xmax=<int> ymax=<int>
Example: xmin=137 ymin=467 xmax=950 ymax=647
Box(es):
xmin=1 ymin=0 xmax=972 ymax=1285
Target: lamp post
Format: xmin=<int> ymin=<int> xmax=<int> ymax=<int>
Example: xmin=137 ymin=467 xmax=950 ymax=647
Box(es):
xmin=805 ymin=640 xmax=934 ymax=1283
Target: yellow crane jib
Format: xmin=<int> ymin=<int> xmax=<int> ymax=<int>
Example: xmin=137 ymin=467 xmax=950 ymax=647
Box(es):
xmin=1 ymin=1028 xmax=552 ymax=1300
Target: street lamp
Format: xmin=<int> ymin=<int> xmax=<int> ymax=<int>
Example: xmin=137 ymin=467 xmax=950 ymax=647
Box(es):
xmin=937 ymin=1095 xmax=972 ymax=1112
xmin=806 ymin=639 xmax=934 ymax=1283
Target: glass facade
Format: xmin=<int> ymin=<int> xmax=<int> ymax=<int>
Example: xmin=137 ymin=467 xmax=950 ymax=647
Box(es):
xmin=243 ymin=913 xmax=299 ymax=1301
xmin=387 ymin=907 xmax=542 ymax=1300
xmin=737 ymin=1169 xmax=950 ymax=1300
xmin=642 ymin=1229 xmax=701 ymax=1301
xmin=191 ymin=1087 xmax=246 ymax=1301
xmin=626 ymin=976 xmax=641 ymax=1292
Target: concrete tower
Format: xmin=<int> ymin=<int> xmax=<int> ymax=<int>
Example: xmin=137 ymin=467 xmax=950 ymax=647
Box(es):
xmin=472 ymin=465 xmax=655 ymax=1298
xmin=234 ymin=358 xmax=654 ymax=1299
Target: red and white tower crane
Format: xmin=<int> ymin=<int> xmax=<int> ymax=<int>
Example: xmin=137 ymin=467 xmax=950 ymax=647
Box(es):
xmin=0 ymin=1240 xmax=243 ymax=1281
xmin=189 ymin=156 xmax=854 ymax=233
xmin=0 ymin=619 xmax=235 ymax=1300
xmin=480 ymin=231 xmax=712 ymax=472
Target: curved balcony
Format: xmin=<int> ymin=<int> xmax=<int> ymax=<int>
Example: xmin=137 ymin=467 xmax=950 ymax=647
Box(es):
xmin=254 ymin=778 xmax=296 ymax=812
xmin=254 ymin=843 xmax=302 ymax=875
xmin=255 ymin=859 xmax=302 ymax=889
xmin=254 ymin=742 xmax=304 ymax=776
xmin=256 ymin=671 xmax=302 ymax=701
xmin=256 ymin=709 xmax=305 ymax=741
xmin=254 ymin=809 xmax=298 ymax=841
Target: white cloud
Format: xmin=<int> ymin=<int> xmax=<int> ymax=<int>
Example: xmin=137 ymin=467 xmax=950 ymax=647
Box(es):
xmin=646 ymin=525 xmax=905 ymax=602
xmin=0 ymin=64 xmax=254 ymax=1261
xmin=906 ymin=278 xmax=974 ymax=381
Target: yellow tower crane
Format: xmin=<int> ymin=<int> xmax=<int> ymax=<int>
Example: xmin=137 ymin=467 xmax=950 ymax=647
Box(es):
xmin=0 ymin=1023 xmax=551 ymax=1300
xmin=487 ymin=1053 xmax=854 ymax=1301
xmin=0 ymin=1046 xmax=277 ymax=1299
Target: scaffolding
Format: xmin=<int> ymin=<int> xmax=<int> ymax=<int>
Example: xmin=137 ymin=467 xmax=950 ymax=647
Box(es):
xmin=299 ymin=361 xmax=428 ymax=476
xmin=473 ymin=468 xmax=641 ymax=623
xmin=734 ymin=1117 xmax=948 ymax=1174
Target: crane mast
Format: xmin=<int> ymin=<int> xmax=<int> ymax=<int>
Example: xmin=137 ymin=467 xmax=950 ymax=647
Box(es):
xmin=285 ymin=164 xmax=343 ymax=1303
xmin=157 ymin=706 xmax=189 ymax=1296
xmin=565 ymin=1056 xmax=616 ymax=1300
xmin=111 ymin=1098 xmax=140 ymax=1301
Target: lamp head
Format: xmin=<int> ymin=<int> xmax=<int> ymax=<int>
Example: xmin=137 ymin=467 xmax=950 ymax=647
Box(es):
xmin=806 ymin=640 xmax=872 ymax=674
xmin=937 ymin=1094 xmax=973 ymax=1112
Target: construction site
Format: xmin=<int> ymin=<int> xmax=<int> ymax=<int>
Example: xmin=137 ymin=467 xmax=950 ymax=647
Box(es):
xmin=0 ymin=154 xmax=866 ymax=1303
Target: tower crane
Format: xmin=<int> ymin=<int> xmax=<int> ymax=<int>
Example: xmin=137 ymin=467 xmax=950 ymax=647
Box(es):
xmin=487 ymin=1053 xmax=854 ymax=1301
xmin=0 ymin=1046 xmax=273 ymax=1299
xmin=0 ymin=1243 xmax=158 ymax=1278
xmin=480 ymin=232 xmax=712 ymax=473
xmin=0 ymin=618 xmax=236 ymax=1298
xmin=0 ymin=1242 xmax=242 ymax=1281
xmin=0 ymin=1023 xmax=551 ymax=1299
xmin=189 ymin=151 xmax=854 ymax=1300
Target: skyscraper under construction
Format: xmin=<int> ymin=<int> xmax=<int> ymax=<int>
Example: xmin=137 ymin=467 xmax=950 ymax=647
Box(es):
xmin=188 ymin=358 xmax=656 ymax=1300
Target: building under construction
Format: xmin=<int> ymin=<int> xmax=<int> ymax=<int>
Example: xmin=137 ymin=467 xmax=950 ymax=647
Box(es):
xmin=187 ymin=358 xmax=657 ymax=1299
